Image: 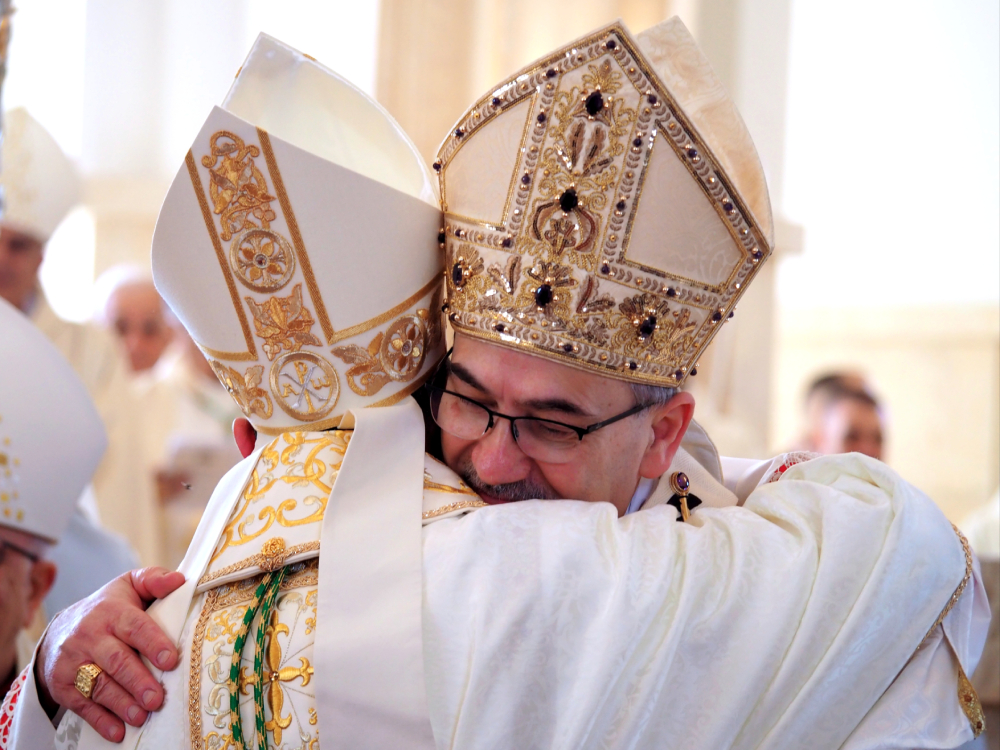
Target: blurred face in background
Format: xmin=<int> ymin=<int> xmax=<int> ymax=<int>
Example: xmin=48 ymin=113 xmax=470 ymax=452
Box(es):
xmin=104 ymin=281 xmax=174 ymax=372
xmin=815 ymin=395 xmax=885 ymax=461
xmin=0 ymin=225 xmax=44 ymax=312
xmin=0 ymin=526 xmax=55 ymax=675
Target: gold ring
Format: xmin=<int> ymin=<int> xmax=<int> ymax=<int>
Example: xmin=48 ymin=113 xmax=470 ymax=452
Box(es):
xmin=74 ymin=663 xmax=103 ymax=699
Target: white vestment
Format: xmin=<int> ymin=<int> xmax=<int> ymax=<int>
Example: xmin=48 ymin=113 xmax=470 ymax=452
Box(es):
xmin=1 ymin=404 xmax=988 ymax=750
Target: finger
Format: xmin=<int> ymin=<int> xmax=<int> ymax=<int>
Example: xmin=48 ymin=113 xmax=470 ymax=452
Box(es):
xmin=89 ymin=670 xmax=148 ymax=728
xmin=233 ymin=417 xmax=258 ymax=457
xmin=128 ymin=567 xmax=186 ymax=603
xmin=93 ymin=636 xmax=166 ymax=711
xmin=70 ymin=697 xmax=127 ymax=743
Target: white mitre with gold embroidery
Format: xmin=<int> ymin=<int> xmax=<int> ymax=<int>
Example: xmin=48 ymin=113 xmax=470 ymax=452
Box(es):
xmin=438 ymin=17 xmax=771 ymax=389
xmin=152 ymin=34 xmax=443 ymax=435
xmin=0 ymin=108 xmax=81 ymax=242
xmin=0 ymin=297 xmax=105 ymax=541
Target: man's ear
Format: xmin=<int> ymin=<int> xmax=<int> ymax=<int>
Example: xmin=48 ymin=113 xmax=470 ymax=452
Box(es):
xmin=638 ymin=391 xmax=695 ymax=480
xmin=233 ymin=418 xmax=258 ymax=458
xmin=23 ymin=560 xmax=56 ymax=629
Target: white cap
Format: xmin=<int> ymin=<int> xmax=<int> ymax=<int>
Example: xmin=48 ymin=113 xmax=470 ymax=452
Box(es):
xmin=152 ymin=35 xmax=444 ymax=435
xmin=0 ymin=108 xmax=82 ymax=242
xmin=0 ymin=296 xmax=107 ymax=541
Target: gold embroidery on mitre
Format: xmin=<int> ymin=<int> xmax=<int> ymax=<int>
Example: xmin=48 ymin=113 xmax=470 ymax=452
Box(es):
xmin=246 ymin=284 xmax=323 ymax=362
xmin=270 ymin=352 xmax=340 ymax=421
xmin=331 ymin=309 xmax=432 ymax=397
xmin=437 ymin=24 xmax=771 ymax=388
xmin=209 ymin=361 xmax=273 ymax=419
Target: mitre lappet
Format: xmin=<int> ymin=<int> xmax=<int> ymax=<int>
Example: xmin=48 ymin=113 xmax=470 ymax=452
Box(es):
xmin=437 ymin=17 xmax=772 ymax=389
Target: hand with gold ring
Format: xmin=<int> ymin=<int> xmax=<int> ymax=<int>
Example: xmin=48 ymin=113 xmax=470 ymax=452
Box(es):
xmin=33 ymin=567 xmax=186 ymax=743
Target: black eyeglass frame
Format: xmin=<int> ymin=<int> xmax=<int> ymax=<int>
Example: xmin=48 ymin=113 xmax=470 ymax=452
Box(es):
xmin=0 ymin=540 xmax=40 ymax=565
xmin=424 ymin=382 xmax=652 ymax=444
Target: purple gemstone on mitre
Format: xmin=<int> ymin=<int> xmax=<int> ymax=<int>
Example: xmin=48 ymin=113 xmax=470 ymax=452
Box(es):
xmin=723 ymin=201 xmax=734 ymax=213
xmin=501 ymin=237 xmax=513 ymax=248
xmin=438 ymin=231 xmax=446 ymax=244
xmin=752 ymin=249 xmax=763 ymax=260
xmin=586 ymin=91 xmax=605 ymax=117
xmin=521 ymin=174 xmax=531 ymax=184
xmin=559 ymin=188 xmax=579 ymax=212
xmin=537 ymin=112 xmax=547 ymax=123
xmin=647 ymin=94 xmax=658 ymax=105
xmin=639 ymin=315 xmax=656 ymax=338
xmin=628 ymin=361 xmax=637 ymax=371
xmin=616 ymin=200 xmax=626 ymax=211
xmin=606 ymin=39 xmax=617 ymax=50
xmin=666 ymin=287 xmax=676 ymax=298
xmin=534 ymin=284 xmax=554 ymax=307
xmin=712 ymin=311 xmax=723 ymax=322
xmin=546 ymin=68 xmax=557 ymax=79
xmin=633 ymin=138 xmax=643 ymax=148
xmin=674 ymin=370 xmax=684 ymax=380
xmin=492 ymin=97 xmax=501 ymax=106
xmin=455 ymin=127 xmax=465 ymax=138
xmin=600 ymin=264 xmax=610 ymax=274
xmin=433 ymin=161 xmax=442 ymax=172
xmin=562 ymin=344 xmax=574 ymax=353
xmin=495 ymin=323 xmax=505 ymax=333
xmin=687 ymin=148 xmax=698 ymax=159
xmin=451 ymin=263 xmax=465 ymax=286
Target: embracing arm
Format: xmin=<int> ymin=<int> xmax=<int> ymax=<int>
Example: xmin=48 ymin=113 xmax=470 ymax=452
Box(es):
xmin=422 ymin=453 xmax=978 ymax=750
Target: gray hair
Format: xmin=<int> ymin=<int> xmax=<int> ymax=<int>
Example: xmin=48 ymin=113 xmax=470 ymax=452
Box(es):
xmin=630 ymin=383 xmax=677 ymax=408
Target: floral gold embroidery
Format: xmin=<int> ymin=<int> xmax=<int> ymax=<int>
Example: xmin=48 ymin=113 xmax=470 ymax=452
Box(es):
xmin=230 ymin=228 xmax=295 ymax=292
xmin=246 ymin=284 xmax=322 ymax=361
xmin=209 ymin=433 xmax=348 ymax=565
xmin=331 ymin=311 xmax=430 ymax=395
xmin=613 ymin=294 xmax=696 ymax=361
xmin=209 ymin=361 xmax=273 ymax=419
xmin=202 ymin=131 xmax=276 ymax=241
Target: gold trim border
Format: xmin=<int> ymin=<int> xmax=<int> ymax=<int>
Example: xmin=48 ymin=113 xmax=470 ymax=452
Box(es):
xmin=252 ymin=368 xmax=434 ymax=436
xmin=329 ymin=275 xmax=441 ymax=345
xmin=257 ymin=128 xmax=336 ymax=344
xmin=185 ymin=150 xmax=258 ymax=361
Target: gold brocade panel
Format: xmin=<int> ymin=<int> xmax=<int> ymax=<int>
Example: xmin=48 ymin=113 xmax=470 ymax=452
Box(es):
xmin=191 ymin=560 xmax=320 ymax=750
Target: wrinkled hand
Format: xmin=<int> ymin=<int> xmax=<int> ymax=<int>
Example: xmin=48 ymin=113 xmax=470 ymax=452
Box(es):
xmin=35 ymin=567 xmax=185 ymax=743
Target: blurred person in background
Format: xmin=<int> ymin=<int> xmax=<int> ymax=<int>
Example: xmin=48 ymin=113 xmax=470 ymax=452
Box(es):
xmin=93 ymin=266 xmax=174 ymax=374
xmin=0 ymin=108 xmax=161 ymax=567
xmin=135 ymin=324 xmax=243 ymax=567
xmin=799 ymin=371 xmax=885 ymax=460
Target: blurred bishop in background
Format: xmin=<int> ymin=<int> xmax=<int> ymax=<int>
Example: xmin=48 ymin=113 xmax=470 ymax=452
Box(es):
xmin=0 ymin=109 xmax=160 ymax=567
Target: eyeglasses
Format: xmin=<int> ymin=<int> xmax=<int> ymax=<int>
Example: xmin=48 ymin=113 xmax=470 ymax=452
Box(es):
xmin=425 ymin=383 xmax=650 ymax=465
xmin=0 ymin=540 xmax=40 ymax=566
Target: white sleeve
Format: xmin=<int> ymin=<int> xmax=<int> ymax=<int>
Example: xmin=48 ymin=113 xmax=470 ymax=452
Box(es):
xmin=422 ymin=453 xmax=977 ymax=750
xmin=0 ymin=661 xmax=56 ymax=750
xmin=842 ymin=554 xmax=991 ymax=750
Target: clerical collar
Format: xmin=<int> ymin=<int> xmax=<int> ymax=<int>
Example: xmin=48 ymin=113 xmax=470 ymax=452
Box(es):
xmin=625 ymin=477 xmax=657 ymax=515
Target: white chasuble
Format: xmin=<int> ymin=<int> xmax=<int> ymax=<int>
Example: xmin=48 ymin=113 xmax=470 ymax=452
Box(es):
xmin=31 ymin=443 xmax=981 ymax=749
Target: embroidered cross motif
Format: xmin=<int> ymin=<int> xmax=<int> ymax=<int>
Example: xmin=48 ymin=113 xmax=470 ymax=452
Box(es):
xmin=239 ymin=608 xmax=314 ymax=745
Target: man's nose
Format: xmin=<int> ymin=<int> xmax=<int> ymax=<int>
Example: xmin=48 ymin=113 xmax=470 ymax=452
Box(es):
xmin=471 ymin=418 xmax=532 ymax=486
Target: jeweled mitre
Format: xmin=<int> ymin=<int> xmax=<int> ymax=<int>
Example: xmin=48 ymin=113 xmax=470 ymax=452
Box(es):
xmin=152 ymin=35 xmax=443 ymax=434
xmin=437 ymin=18 xmax=774 ymax=387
